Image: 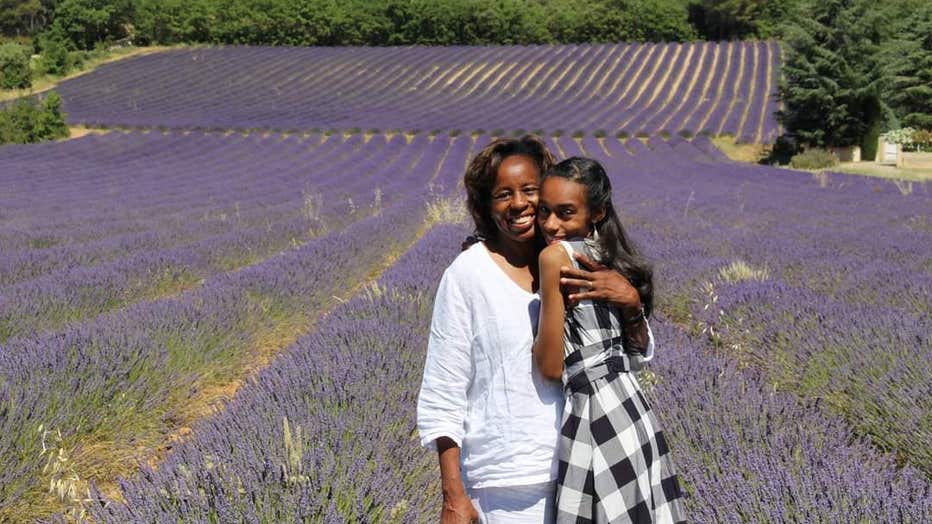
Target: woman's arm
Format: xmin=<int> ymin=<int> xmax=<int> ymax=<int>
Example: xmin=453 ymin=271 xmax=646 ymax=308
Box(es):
xmin=558 ymin=252 xmax=652 ymax=356
xmin=416 ymin=269 xmax=478 ymax=522
xmin=437 ymin=438 xmax=479 ymax=523
xmin=533 ymin=243 xmax=571 ymax=382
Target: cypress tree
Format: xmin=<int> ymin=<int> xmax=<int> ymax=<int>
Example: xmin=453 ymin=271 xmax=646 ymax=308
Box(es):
xmin=878 ymin=3 xmax=932 ymax=129
xmin=777 ymin=0 xmax=885 ymax=147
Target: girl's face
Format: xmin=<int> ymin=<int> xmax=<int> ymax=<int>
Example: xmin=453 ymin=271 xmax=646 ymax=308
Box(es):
xmin=489 ymin=155 xmax=541 ymax=245
xmin=538 ymin=177 xmax=604 ymax=245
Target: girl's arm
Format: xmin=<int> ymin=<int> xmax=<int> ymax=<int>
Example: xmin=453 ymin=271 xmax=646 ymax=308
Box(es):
xmin=533 ymin=243 xmax=572 ymax=382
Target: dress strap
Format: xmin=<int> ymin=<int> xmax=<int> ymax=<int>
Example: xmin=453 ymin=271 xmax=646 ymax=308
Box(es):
xmin=558 ymin=240 xmax=581 ymax=270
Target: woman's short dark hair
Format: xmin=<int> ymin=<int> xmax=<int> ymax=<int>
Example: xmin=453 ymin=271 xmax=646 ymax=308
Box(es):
xmin=463 ymin=135 xmax=555 ymax=240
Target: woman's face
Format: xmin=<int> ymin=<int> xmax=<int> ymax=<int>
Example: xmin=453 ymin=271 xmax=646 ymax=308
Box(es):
xmin=538 ymin=177 xmax=603 ymax=245
xmin=489 ymin=155 xmax=541 ymax=245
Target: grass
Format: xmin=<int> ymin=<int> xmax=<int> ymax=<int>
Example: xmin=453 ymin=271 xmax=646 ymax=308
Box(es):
xmin=0 ymin=46 xmax=174 ymax=103
xmin=831 ymin=161 xmax=931 ymax=182
xmin=711 ymin=135 xmax=767 ymax=163
xmin=711 ymin=136 xmax=932 ymax=182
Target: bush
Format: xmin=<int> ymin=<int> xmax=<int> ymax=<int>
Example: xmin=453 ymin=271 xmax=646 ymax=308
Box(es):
xmin=0 ymin=43 xmax=32 ymax=89
xmin=911 ymin=129 xmax=932 ymax=152
xmin=37 ymin=29 xmax=73 ymax=76
xmin=0 ymin=91 xmax=70 ymax=145
xmin=789 ymin=148 xmax=838 ymax=170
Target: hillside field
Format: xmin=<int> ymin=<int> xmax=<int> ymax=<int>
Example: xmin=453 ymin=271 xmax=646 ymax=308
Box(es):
xmin=0 ymin=44 xmax=929 ymax=521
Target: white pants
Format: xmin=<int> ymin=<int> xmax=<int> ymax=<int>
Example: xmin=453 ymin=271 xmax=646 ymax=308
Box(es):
xmin=468 ymin=482 xmax=556 ymax=523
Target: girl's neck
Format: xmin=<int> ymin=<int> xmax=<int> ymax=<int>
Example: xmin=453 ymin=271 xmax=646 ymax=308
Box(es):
xmin=485 ymin=236 xmax=538 ymax=267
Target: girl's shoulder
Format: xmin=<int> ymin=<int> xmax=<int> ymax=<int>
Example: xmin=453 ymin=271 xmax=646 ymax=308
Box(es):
xmin=539 ymin=241 xmax=573 ymax=268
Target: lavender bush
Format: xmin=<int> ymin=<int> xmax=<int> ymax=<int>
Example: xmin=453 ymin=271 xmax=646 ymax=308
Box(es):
xmin=54 ymin=43 xmax=780 ymax=142
xmin=70 ymin=136 xmax=931 ymax=522
xmin=0 ymin=131 xmax=475 ymax=520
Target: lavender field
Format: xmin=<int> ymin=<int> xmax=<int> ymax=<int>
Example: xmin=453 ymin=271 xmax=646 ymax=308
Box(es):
xmin=2 ymin=39 xmax=930 ymax=522
xmin=55 ymin=42 xmax=780 ymax=142
xmin=1 ymin=127 xmax=929 ymax=521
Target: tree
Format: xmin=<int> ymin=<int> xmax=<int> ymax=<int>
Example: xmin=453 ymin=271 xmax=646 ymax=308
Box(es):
xmin=50 ymin=0 xmax=132 ymax=49
xmin=0 ymin=42 xmax=31 ymax=89
xmin=0 ymin=0 xmax=42 ymax=35
xmin=878 ymin=3 xmax=932 ymax=129
xmin=35 ymin=90 xmax=68 ymax=138
xmin=777 ymin=0 xmax=886 ymax=147
xmin=687 ymin=0 xmax=804 ymax=40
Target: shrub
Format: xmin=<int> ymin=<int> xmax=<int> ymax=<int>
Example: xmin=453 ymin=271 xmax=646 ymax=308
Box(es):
xmin=0 ymin=43 xmax=32 ymax=89
xmin=0 ymin=91 xmax=69 ymax=145
xmin=37 ymin=29 xmax=72 ymax=76
xmin=789 ymin=148 xmax=838 ymax=170
xmin=911 ymin=129 xmax=932 ymax=152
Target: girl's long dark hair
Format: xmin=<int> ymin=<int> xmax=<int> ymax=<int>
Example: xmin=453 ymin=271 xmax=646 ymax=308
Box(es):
xmin=544 ymin=157 xmax=654 ymax=317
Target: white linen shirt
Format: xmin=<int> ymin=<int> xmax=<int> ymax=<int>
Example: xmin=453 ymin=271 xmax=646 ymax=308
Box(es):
xmin=416 ymin=242 xmax=655 ymax=489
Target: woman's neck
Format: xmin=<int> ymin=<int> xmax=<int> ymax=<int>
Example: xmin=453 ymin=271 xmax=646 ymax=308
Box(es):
xmin=485 ymin=236 xmax=538 ymax=268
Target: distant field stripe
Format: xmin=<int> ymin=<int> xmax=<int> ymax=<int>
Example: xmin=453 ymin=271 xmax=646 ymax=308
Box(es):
xmin=472 ymin=48 xmax=535 ymax=97
xmin=604 ymin=43 xmax=649 ymax=101
xmin=458 ymin=60 xmax=507 ymax=98
xmin=618 ymin=42 xmax=688 ymax=132
xmin=678 ymin=42 xmax=724 ymax=133
xmin=626 ymin=43 xmax=678 ymax=110
xmin=573 ymin=45 xmax=635 ymax=129
xmin=505 ymin=47 xmax=581 ymax=130
xmin=544 ymin=46 xmax=594 ymax=98
xmin=523 ymin=46 xmax=578 ymax=99
xmin=616 ymin=43 xmax=662 ymax=106
xmin=414 ymin=48 xmax=503 ymax=126
xmin=715 ymin=42 xmax=747 ymax=135
xmin=581 ymin=44 xmax=652 ymax=130
xmin=56 ymin=45 xmax=783 ymax=141
xmin=696 ymin=41 xmax=735 ymax=134
xmin=588 ymin=44 xmax=633 ymax=98
xmin=647 ymin=42 xmax=706 ymax=132
xmin=735 ymin=42 xmax=761 ymax=140
xmin=558 ymin=44 xmax=612 ymax=98
xmin=755 ymin=42 xmax=776 ymax=143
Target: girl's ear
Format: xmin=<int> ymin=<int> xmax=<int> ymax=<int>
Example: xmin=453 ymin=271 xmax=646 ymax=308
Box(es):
xmin=592 ymin=207 xmax=606 ymax=225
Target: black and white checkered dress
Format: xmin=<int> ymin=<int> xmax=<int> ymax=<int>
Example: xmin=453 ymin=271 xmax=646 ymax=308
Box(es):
xmin=556 ymin=240 xmax=686 ymax=524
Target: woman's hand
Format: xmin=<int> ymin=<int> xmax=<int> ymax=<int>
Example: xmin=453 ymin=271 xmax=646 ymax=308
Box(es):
xmin=436 ymin=437 xmax=479 ymax=523
xmin=441 ymin=492 xmax=479 ymax=524
xmin=559 ymin=252 xmax=641 ymax=313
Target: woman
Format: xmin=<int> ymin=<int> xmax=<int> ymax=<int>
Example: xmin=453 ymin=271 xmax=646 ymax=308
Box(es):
xmin=417 ymin=136 xmax=651 ymax=523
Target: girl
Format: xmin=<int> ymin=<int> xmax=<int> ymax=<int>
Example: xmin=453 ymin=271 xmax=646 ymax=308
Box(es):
xmin=533 ymin=157 xmax=686 ymax=523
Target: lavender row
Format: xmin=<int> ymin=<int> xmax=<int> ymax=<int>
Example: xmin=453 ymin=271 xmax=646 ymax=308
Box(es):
xmin=0 ymin=130 xmax=469 ymax=289
xmin=0 ymin=132 xmax=469 ymax=342
xmin=0 ymin=132 xmax=367 ymax=262
xmin=0 ymin=135 xmax=471 ymax=518
xmin=85 ymin=221 xmax=930 ymax=521
xmin=84 ymin=224 xmax=468 ymax=523
xmin=55 ymin=43 xmax=780 ymax=142
xmin=648 ymin=320 xmax=931 ymax=521
xmin=596 ymin=138 xmax=931 ymax=473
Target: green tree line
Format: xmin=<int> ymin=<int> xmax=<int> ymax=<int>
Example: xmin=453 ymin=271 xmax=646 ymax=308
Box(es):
xmin=3 ymin=0 xmax=802 ymax=47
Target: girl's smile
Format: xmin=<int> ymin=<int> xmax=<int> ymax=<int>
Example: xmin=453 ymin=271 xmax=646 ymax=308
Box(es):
xmin=538 ymin=177 xmax=603 ymax=245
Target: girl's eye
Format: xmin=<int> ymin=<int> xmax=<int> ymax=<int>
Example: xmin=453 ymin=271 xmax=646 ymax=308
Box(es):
xmin=494 ymin=192 xmax=510 ymax=200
